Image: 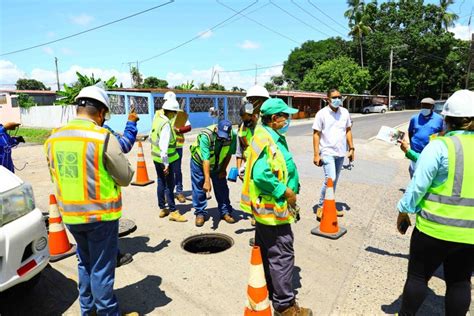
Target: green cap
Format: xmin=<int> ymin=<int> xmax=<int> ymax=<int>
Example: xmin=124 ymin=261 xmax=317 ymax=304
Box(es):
xmin=260 ymin=98 xmax=299 ymax=116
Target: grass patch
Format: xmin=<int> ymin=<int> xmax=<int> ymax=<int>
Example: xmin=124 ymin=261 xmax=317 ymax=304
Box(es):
xmin=16 ymin=127 xmax=52 ymax=144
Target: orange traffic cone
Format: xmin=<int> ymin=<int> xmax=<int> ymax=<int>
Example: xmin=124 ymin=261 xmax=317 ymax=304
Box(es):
xmin=311 ymin=178 xmax=347 ymax=239
xmin=48 ymin=194 xmax=76 ymax=262
xmin=244 ymin=246 xmax=271 ymax=315
xmin=131 ymin=141 xmax=154 ymax=186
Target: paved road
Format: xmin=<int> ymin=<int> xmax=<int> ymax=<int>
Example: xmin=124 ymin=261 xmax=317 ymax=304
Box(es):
xmin=287 ymin=111 xmax=416 ymax=139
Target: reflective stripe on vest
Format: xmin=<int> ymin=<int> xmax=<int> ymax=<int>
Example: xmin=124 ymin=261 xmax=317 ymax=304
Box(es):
xmin=417 ymin=134 xmax=474 ymax=244
xmin=190 ymin=125 xmax=231 ymax=171
xmin=44 ymin=119 xmax=122 ymax=225
xmin=150 ymin=111 xmax=179 ymax=164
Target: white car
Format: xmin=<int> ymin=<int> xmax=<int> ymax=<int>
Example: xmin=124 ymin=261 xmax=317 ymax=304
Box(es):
xmin=0 ymin=166 xmax=49 ymax=292
xmin=362 ymin=104 xmax=388 ymax=114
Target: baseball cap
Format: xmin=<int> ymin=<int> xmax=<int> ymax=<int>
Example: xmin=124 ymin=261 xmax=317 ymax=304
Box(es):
xmin=260 ymin=98 xmax=298 ymax=116
xmin=217 ymin=119 xmax=233 ymax=140
xmin=421 ymin=97 xmax=435 ymax=105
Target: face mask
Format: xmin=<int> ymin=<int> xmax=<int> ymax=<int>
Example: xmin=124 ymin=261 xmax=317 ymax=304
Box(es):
xmin=104 ymin=112 xmax=111 ymax=121
xmin=277 ymin=119 xmax=290 ymax=134
xmin=420 ymin=109 xmax=432 ymax=116
xmin=243 ymin=120 xmax=253 ymax=128
xmin=331 ymin=98 xmax=343 ymax=108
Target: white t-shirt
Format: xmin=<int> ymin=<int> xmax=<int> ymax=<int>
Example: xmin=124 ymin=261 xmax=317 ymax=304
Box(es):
xmin=312 ymin=106 xmax=352 ymax=157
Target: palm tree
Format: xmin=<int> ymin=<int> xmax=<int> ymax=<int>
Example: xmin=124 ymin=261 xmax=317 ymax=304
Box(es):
xmin=130 ymin=66 xmax=143 ymax=88
xmin=345 ymin=0 xmax=372 ymax=68
xmin=438 ymin=0 xmax=458 ymax=30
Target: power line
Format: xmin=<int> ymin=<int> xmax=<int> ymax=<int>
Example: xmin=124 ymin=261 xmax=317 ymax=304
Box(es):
xmin=307 ymin=0 xmax=349 ymax=32
xmin=217 ymin=0 xmax=301 ymax=45
xmin=215 ymin=2 xmax=271 ymax=31
xmin=218 ymin=64 xmax=283 ymax=73
xmin=139 ymin=1 xmax=259 ymax=64
xmin=0 ymin=1 xmax=175 ymax=56
xmin=270 ymin=1 xmax=332 ymax=38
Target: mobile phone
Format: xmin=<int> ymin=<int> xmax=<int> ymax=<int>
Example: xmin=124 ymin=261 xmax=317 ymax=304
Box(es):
xmin=398 ymin=219 xmax=410 ymax=234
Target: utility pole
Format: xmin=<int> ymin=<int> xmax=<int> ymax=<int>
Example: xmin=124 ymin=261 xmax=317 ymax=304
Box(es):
xmin=254 ymin=64 xmax=258 ymax=85
xmin=54 ymin=57 xmax=60 ymax=91
xmin=388 ymin=48 xmax=393 ymax=109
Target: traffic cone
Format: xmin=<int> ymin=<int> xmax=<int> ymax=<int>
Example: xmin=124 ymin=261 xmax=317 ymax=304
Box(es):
xmin=244 ymin=246 xmax=271 ymax=315
xmin=48 ymin=194 xmax=76 ymax=262
xmin=131 ymin=141 xmax=154 ymax=186
xmin=311 ymin=178 xmax=347 ymax=239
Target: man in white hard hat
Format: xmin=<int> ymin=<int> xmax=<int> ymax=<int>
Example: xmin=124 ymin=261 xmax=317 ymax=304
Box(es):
xmin=44 ymin=85 xmax=134 ymax=315
xmin=246 ymin=85 xmax=270 ymax=112
xmin=150 ymin=98 xmax=187 ymax=222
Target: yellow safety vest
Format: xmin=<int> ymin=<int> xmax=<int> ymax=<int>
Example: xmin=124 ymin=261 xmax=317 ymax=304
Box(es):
xmin=150 ymin=110 xmax=179 ymax=164
xmin=417 ymin=133 xmax=474 ymax=244
xmin=240 ymin=126 xmax=293 ymax=226
xmin=190 ymin=125 xmax=232 ymax=172
xmin=44 ymin=119 xmax=122 ymax=224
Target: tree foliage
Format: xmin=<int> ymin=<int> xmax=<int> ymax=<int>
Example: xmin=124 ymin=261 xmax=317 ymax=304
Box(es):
xmin=175 ymin=80 xmax=195 ymax=90
xmin=17 ymin=93 xmax=36 ymax=109
xmin=130 ymin=66 xmax=143 ymax=88
xmin=56 ymin=72 xmax=117 ymax=105
xmin=16 ymin=78 xmax=49 ymax=91
xmin=142 ymin=76 xmax=168 ymax=89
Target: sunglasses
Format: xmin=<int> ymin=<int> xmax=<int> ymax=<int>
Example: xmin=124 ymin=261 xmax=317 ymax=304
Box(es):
xmin=332 ymin=96 xmax=342 ymax=99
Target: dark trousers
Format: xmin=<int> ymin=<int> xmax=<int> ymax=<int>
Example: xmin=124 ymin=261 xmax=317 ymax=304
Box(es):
xmin=400 ymin=227 xmax=474 ymax=316
xmin=174 ymin=148 xmax=183 ymax=194
xmin=153 ymin=161 xmax=176 ymax=211
xmin=255 ymin=222 xmax=295 ymax=312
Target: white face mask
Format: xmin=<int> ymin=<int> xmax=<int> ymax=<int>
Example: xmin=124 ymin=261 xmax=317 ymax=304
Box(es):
xmin=420 ymin=108 xmax=432 ymax=116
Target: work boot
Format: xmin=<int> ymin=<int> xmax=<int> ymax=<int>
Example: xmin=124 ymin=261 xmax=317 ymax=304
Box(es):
xmin=159 ymin=208 xmax=170 ymax=218
xmin=316 ymin=207 xmax=323 ymax=222
xmin=169 ymin=211 xmax=187 ymax=222
xmin=274 ymin=302 xmax=313 ymax=316
xmin=176 ymin=193 xmax=186 ymax=203
xmin=116 ymin=252 xmax=133 ymax=267
xmin=337 ymin=210 xmax=344 ymax=217
xmin=195 ymin=215 xmax=205 ymax=227
xmin=249 ymin=238 xmax=255 ymax=247
xmin=250 ymin=217 xmax=256 ymax=226
xmin=222 ymin=213 xmax=236 ymax=224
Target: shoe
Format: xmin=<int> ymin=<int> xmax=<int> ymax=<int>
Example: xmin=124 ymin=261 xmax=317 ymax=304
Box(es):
xmin=159 ymin=209 xmax=170 ymax=218
xmin=316 ymin=207 xmax=323 ymax=222
xmin=169 ymin=211 xmax=187 ymax=222
xmin=122 ymin=312 xmax=139 ymax=316
xmin=176 ymin=193 xmax=186 ymax=203
xmin=195 ymin=215 xmax=205 ymax=227
xmin=250 ymin=217 xmax=256 ymax=226
xmin=249 ymin=238 xmax=255 ymax=247
xmin=116 ymin=252 xmax=133 ymax=267
xmin=337 ymin=210 xmax=344 ymax=217
xmin=222 ymin=214 xmax=236 ymax=224
xmin=274 ymin=302 xmax=313 ymax=316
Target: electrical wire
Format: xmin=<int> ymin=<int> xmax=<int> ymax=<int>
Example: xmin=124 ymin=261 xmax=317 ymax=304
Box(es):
xmin=306 ymin=0 xmax=349 ymax=32
xmin=0 ymin=1 xmax=175 ymax=56
xmin=139 ymin=1 xmax=259 ymax=64
xmin=215 ymin=2 xmax=271 ymax=31
xmin=218 ymin=64 xmax=283 ymax=73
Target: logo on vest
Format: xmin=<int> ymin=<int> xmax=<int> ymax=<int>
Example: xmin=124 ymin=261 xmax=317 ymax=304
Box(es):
xmin=57 ymin=151 xmax=79 ymax=178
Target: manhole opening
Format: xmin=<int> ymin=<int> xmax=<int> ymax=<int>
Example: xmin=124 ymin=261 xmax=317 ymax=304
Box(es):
xmin=181 ymin=233 xmax=234 ymax=254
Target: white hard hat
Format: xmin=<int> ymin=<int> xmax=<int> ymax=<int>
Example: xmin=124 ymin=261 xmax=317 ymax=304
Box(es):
xmin=75 ymin=85 xmax=110 ymax=111
xmin=246 ymin=85 xmax=270 ymax=99
xmin=164 ymin=91 xmax=176 ymax=101
xmin=162 ymin=98 xmax=181 ymax=111
xmin=442 ymin=89 xmax=474 ymax=117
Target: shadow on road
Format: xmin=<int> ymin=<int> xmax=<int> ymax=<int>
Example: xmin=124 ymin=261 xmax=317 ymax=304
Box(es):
xmin=116 ymin=275 xmax=172 ymax=314
xmin=119 ymin=236 xmax=171 ymax=256
xmin=312 ymin=202 xmax=351 ymax=212
xmin=235 ymin=227 xmax=255 ymax=234
xmin=365 ymin=246 xmax=409 ymax=259
xmin=0 ymin=264 xmax=78 ymax=315
xmin=381 ymin=289 xmax=444 ymax=315
xmin=207 ymin=207 xmax=250 ymax=230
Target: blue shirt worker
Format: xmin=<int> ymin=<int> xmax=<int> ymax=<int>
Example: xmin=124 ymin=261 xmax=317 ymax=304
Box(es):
xmin=0 ymin=122 xmax=24 ymax=173
xmin=407 ymin=97 xmax=444 ymax=177
xmin=396 ymin=89 xmax=474 ymax=316
xmin=190 ymin=119 xmax=237 ymax=227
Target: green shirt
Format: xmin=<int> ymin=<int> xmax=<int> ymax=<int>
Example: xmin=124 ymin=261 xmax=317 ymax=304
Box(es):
xmin=405 ymin=149 xmax=420 ymax=162
xmin=252 ymin=126 xmax=299 ymax=200
xmin=197 ymin=130 xmax=237 ymax=172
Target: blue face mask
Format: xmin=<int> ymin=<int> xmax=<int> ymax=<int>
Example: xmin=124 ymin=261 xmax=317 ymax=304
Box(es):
xmin=278 ymin=119 xmax=290 ymax=134
xmin=331 ymin=98 xmax=343 ymax=108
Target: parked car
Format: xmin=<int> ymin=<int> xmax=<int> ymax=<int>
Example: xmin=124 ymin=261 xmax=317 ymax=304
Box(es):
xmin=0 ymin=166 xmax=49 ymax=292
xmin=389 ymin=100 xmax=406 ymax=111
xmin=434 ymin=100 xmax=446 ymax=114
xmin=362 ymin=104 xmax=388 ymax=114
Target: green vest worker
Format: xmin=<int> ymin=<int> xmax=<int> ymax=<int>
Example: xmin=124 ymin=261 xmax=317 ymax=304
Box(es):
xmin=190 ymin=120 xmax=237 ymax=227
xmin=241 ymin=98 xmax=312 ymax=315
xmin=150 ymin=97 xmax=187 ymax=222
xmin=45 ymin=85 xmax=134 ymax=315
xmin=396 ymin=89 xmax=474 ymax=316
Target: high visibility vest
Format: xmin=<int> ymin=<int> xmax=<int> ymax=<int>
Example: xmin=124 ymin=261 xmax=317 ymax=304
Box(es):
xmin=417 ymin=133 xmax=474 ymax=244
xmin=240 ymin=126 xmax=293 ymax=226
xmin=150 ymin=110 xmax=179 ymax=164
xmin=190 ymin=125 xmax=232 ymax=172
xmin=44 ymin=119 xmax=122 ymax=224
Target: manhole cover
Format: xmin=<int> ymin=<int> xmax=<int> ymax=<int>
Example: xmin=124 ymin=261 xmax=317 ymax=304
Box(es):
xmin=181 ymin=233 xmax=234 ymax=254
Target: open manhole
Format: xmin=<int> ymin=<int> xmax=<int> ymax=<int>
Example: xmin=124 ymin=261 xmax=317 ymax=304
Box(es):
xmin=181 ymin=233 xmax=234 ymax=254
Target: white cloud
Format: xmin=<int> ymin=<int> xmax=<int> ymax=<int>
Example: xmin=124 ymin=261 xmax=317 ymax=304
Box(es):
xmin=198 ymin=30 xmax=213 ymax=39
xmin=448 ymin=23 xmax=472 ymax=40
xmin=43 ymin=47 xmax=54 ymax=55
xmin=0 ymin=60 xmax=26 ymax=89
xmin=70 ymin=13 xmax=94 ymax=26
xmin=238 ymin=40 xmax=260 ymax=50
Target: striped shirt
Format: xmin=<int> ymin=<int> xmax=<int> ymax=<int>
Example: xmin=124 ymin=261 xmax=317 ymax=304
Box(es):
xmin=0 ymin=125 xmax=19 ymax=173
xmin=104 ymin=121 xmax=137 ymax=153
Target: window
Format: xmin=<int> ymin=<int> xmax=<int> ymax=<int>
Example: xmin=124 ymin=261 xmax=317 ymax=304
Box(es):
xmin=227 ymin=97 xmax=242 ymax=124
xmin=189 ymin=97 xmax=214 ymax=113
xmin=0 ymin=95 xmax=6 ymax=105
xmin=108 ymin=94 xmax=125 ymax=114
xmin=129 ymin=96 xmax=149 ymax=114
xmin=153 ymin=96 xmax=186 ymax=112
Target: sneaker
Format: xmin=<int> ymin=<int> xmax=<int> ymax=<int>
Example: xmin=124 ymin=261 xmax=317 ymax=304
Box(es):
xmin=316 ymin=207 xmax=323 ymax=222
xmin=274 ymin=302 xmax=313 ymax=316
xmin=250 ymin=217 xmax=256 ymax=226
xmin=169 ymin=211 xmax=187 ymax=222
xmin=195 ymin=215 xmax=205 ymax=227
xmin=222 ymin=214 xmax=236 ymax=224
xmin=176 ymin=193 xmax=186 ymax=203
xmin=249 ymin=238 xmax=255 ymax=247
xmin=159 ymin=209 xmax=170 ymax=218
xmin=337 ymin=210 xmax=344 ymax=217
xmin=116 ymin=252 xmax=133 ymax=267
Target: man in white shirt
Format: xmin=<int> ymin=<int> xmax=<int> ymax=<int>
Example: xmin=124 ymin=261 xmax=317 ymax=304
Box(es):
xmin=312 ymin=88 xmax=355 ymax=220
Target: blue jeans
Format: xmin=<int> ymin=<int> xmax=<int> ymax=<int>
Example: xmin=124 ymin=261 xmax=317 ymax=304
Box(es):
xmin=174 ymin=148 xmax=183 ymax=194
xmin=154 ymin=161 xmax=176 ymax=211
xmin=67 ymin=221 xmax=119 ymax=316
xmin=190 ymin=159 xmax=233 ymax=217
xmin=318 ymin=155 xmax=345 ymax=207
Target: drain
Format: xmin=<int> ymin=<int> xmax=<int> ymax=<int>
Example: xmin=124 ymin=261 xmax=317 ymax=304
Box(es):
xmin=181 ymin=233 xmax=234 ymax=254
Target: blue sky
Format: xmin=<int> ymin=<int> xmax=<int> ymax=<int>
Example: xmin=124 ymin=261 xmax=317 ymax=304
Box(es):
xmin=0 ymin=0 xmax=472 ymax=90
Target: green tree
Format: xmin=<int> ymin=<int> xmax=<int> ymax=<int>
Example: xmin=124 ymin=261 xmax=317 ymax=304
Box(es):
xmin=16 ymin=78 xmax=49 ymax=90
xmin=142 ymin=76 xmax=168 ymax=89
xmin=131 ymin=66 xmax=143 ymax=88
xmin=300 ymin=57 xmax=371 ymax=94
xmin=264 ymin=82 xmax=276 ymax=91
xmin=345 ymin=0 xmax=375 ymax=67
xmin=17 ymin=93 xmax=36 ymax=109
xmin=175 ymin=80 xmax=195 ymax=90
xmin=56 ymin=72 xmax=117 ymax=105
xmin=438 ymin=0 xmax=458 ymax=30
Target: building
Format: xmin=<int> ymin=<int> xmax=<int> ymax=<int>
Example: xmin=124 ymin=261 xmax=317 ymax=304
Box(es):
xmin=0 ymin=90 xmax=57 ymax=124
xmin=270 ymin=90 xmax=326 ymax=119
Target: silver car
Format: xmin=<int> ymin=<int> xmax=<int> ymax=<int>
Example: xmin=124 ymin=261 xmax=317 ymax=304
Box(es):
xmin=362 ymin=104 xmax=388 ymax=114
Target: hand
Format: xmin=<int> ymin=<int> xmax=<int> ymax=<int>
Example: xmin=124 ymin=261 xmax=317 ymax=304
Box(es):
xmin=128 ymin=107 xmax=139 ymax=123
xmin=348 ymin=149 xmax=355 ymax=162
xmin=203 ymin=180 xmax=212 ymax=193
xmin=15 ymin=136 xmax=25 ymax=143
xmin=3 ymin=122 xmax=20 ymax=130
xmin=238 ymin=166 xmax=245 ymax=181
xmin=398 ymin=139 xmax=410 ymax=154
xmin=218 ymin=171 xmax=227 ymax=179
xmin=397 ymin=212 xmax=411 ymax=235
xmin=174 ymin=127 xmax=180 ymax=133
xmin=313 ymin=154 xmax=323 ymax=167
xmin=284 ymin=187 xmax=297 ymax=207
xmin=163 ymin=166 xmax=169 ymax=176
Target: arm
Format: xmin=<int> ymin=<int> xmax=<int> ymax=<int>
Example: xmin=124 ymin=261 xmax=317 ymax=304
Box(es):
xmin=159 ymin=123 xmax=171 ymax=169
xmin=199 ymin=135 xmax=212 ymax=192
xmin=346 ymin=127 xmax=354 ymax=162
xmin=312 ymin=130 xmax=322 ymax=166
xmin=103 ymin=135 xmax=134 ymax=186
xmin=120 ymin=121 xmax=138 ymax=153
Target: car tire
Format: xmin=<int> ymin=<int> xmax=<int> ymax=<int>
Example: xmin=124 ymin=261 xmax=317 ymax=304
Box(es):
xmin=364 ymin=109 xmax=369 ymax=114
xmin=381 ymin=109 xmax=386 ymax=113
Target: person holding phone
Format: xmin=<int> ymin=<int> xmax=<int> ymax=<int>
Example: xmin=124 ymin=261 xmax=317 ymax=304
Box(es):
xmin=312 ymin=88 xmax=354 ymax=221
xmin=0 ymin=122 xmax=25 ymax=173
xmin=396 ymin=89 xmax=474 ymax=316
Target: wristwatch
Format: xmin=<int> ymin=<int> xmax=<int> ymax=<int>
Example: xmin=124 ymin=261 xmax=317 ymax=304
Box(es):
xmin=349 ymin=147 xmax=355 ymax=151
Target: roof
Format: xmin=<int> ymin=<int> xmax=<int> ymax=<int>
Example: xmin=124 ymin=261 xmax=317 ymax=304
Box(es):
xmin=342 ymin=93 xmax=388 ymax=98
xmin=0 ymin=90 xmax=57 ymax=95
xmin=270 ymin=90 xmax=327 ymax=99
xmin=109 ymin=88 xmax=245 ymax=96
